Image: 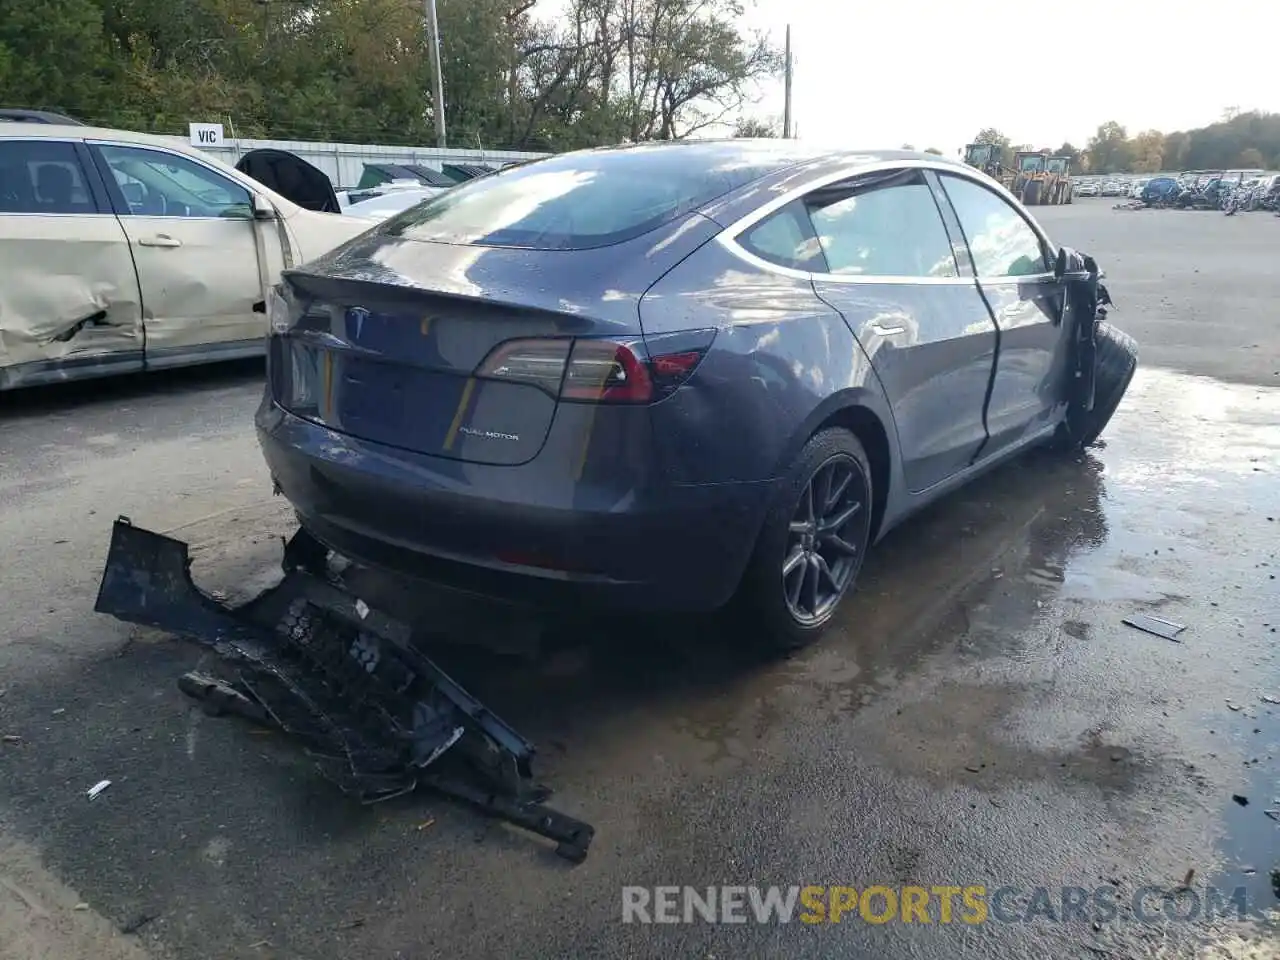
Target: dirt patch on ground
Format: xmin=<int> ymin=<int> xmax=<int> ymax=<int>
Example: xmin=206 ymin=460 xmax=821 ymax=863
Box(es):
xmin=0 ymin=832 xmax=157 ymax=960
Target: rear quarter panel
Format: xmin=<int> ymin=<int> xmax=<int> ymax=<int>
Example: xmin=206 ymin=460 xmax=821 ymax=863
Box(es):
xmin=639 ymin=239 xmax=897 ymax=485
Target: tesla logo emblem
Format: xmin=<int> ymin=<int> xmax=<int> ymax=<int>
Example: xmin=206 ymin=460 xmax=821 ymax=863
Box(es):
xmin=346 ymin=306 xmax=370 ymax=340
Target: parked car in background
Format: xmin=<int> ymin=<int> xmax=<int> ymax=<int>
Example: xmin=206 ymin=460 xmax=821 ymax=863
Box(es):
xmin=235 ymin=148 xmax=342 ymax=213
xmin=1076 ymin=181 xmax=1099 ymax=197
xmin=1140 ymin=176 xmax=1180 ymax=204
xmin=357 ymin=163 xmax=433 ymax=189
xmin=0 ymin=108 xmax=87 ymax=125
xmin=344 ymin=184 xmax=449 ymax=219
xmin=356 ymin=162 xmax=492 ymax=190
xmin=258 ymin=142 xmax=1137 ymax=649
xmin=1258 ymin=173 xmax=1280 ymax=207
xmin=441 ymin=163 xmax=496 ymax=183
xmin=337 ymin=179 xmax=445 ymax=212
xmin=1129 ymin=179 xmax=1150 ymax=198
xmin=0 ymin=123 xmax=376 ymax=390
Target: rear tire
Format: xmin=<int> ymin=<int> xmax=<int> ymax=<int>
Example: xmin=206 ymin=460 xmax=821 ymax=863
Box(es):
xmin=1023 ymin=181 xmax=1042 ymax=205
xmin=734 ymin=428 xmax=873 ymax=653
xmin=1058 ymin=321 xmax=1138 ymax=450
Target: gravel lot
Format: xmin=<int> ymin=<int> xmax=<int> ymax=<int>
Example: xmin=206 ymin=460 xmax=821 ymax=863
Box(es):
xmin=1 ymin=200 xmax=1278 ymax=960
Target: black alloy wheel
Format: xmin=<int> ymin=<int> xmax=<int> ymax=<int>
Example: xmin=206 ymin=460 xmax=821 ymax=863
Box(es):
xmin=782 ymin=455 xmax=867 ymax=625
xmin=735 ymin=428 xmax=874 ymax=652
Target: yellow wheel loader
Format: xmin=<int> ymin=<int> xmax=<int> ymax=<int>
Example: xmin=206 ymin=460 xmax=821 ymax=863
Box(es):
xmin=963 ymin=142 xmax=1004 ymax=178
xmin=1011 ymin=152 xmax=1073 ymax=205
xmin=1046 ymin=156 xmax=1075 ymax=204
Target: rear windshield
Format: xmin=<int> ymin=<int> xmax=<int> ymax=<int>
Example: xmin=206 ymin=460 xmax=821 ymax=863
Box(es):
xmin=381 ymin=145 xmax=798 ymax=250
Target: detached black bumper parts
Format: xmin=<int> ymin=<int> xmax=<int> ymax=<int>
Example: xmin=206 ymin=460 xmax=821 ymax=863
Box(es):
xmin=93 ymin=516 xmax=595 ymax=863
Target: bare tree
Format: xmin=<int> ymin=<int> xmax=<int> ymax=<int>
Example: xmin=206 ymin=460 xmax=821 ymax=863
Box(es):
xmin=734 ymin=115 xmax=777 ymax=137
xmin=505 ymin=0 xmax=780 ymax=147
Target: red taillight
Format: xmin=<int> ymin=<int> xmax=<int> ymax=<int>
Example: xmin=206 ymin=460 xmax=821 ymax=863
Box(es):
xmin=474 ymin=338 xmax=571 ymax=396
xmin=560 ymin=339 xmax=652 ymax=403
xmin=649 ymin=351 xmax=702 ymax=380
xmin=474 ymin=333 xmax=713 ymax=405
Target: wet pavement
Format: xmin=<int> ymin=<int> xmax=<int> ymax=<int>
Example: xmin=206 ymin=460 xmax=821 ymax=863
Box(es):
xmin=1 ymin=203 xmax=1279 ymax=959
xmin=1036 ymin=200 xmax=1280 ymax=388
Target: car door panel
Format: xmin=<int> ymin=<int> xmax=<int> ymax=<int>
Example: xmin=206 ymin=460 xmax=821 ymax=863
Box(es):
xmin=113 ymin=215 xmax=264 ymax=361
xmin=799 ymin=170 xmax=998 ymax=493
xmin=935 ymin=172 xmax=1070 ymax=459
xmin=974 ymin=274 xmax=1070 ymax=450
xmin=90 ymin=143 xmax=267 ymax=365
xmin=0 ymin=139 xmax=143 ymax=388
xmin=814 ymin=281 xmax=996 ymax=492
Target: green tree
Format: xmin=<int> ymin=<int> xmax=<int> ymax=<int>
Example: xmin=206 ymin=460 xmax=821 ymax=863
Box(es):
xmin=1162 ymin=131 xmax=1190 ymax=171
xmin=433 ymin=0 xmax=517 ymax=147
xmin=0 ymin=0 xmax=114 ymax=117
xmin=1237 ymin=147 xmax=1265 ymax=168
xmin=509 ymin=0 xmax=781 ymax=148
xmin=639 ymin=0 xmax=783 ymax=140
xmin=1129 ymin=130 xmax=1164 ymax=173
xmin=1178 ymin=112 xmax=1280 ymax=170
xmin=1086 ymin=121 xmax=1132 ymax=173
xmin=1053 ymin=142 xmax=1080 ymax=170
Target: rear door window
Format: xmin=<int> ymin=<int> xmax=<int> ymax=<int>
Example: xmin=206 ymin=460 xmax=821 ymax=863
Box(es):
xmin=0 ymin=140 xmax=96 ymax=214
xmin=937 ymin=173 xmax=1050 ymax=278
xmin=803 ymin=170 xmax=959 ymax=278
xmin=384 ymin=146 xmax=799 ymax=250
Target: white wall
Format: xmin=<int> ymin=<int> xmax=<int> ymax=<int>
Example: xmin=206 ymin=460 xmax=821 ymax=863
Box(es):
xmin=201 ymin=137 xmax=547 ymax=188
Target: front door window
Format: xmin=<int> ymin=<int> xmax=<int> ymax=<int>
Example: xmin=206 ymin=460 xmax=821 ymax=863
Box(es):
xmin=98 ymin=145 xmax=251 ymax=219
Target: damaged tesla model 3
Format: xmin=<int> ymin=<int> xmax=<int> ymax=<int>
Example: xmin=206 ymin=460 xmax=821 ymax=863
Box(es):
xmin=256 ymin=140 xmax=1136 ymax=650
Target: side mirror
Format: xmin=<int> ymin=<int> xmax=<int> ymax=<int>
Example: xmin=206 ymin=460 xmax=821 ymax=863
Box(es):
xmin=1054 ymin=247 xmax=1068 ymax=279
xmin=252 ymin=194 xmax=277 ymax=220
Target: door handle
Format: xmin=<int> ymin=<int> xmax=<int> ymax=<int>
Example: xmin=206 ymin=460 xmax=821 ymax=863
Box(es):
xmin=138 ymin=235 xmax=182 ymax=248
xmin=868 ymin=320 xmax=907 ymax=335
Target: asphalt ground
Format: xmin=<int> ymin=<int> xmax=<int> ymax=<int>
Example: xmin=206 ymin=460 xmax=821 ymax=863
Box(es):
xmin=1 ymin=199 xmax=1278 ymax=959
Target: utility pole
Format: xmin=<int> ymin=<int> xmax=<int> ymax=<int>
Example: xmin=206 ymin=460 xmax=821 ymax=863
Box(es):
xmin=426 ymin=0 xmax=447 ymax=147
xmin=782 ymin=25 xmax=793 ymax=139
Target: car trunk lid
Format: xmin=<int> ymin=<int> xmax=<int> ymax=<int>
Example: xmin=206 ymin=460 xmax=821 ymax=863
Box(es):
xmin=271 ymin=232 xmax=700 ymax=466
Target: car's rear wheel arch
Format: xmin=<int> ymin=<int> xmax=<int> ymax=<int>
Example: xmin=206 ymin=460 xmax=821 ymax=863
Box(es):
xmin=814 ymin=405 xmax=890 ymax=542
xmin=773 ymin=394 xmax=894 ymax=544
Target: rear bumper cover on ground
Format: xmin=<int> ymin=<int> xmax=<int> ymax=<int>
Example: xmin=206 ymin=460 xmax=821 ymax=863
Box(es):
xmin=93 ymin=516 xmax=596 ymax=861
xmin=256 ymin=402 xmax=777 ymax=612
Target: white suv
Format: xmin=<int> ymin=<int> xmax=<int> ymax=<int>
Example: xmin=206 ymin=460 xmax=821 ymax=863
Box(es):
xmin=0 ymin=123 xmax=375 ymax=390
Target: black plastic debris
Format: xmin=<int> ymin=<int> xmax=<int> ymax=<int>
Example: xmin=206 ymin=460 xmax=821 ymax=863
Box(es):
xmin=1122 ymin=613 xmax=1186 ymax=642
xmin=93 ymin=516 xmax=595 ymax=863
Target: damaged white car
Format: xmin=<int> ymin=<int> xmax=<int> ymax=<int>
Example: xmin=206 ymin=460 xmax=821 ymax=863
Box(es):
xmin=0 ymin=125 xmax=376 ymax=390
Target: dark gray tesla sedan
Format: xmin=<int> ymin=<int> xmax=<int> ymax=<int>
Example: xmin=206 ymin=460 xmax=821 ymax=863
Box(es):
xmin=257 ymin=141 xmax=1136 ymax=649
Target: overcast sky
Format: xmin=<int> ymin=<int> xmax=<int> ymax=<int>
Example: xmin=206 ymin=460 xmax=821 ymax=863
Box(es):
xmin=738 ymin=0 xmax=1278 ymax=153
xmin=529 ymin=0 xmax=1278 ymax=153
